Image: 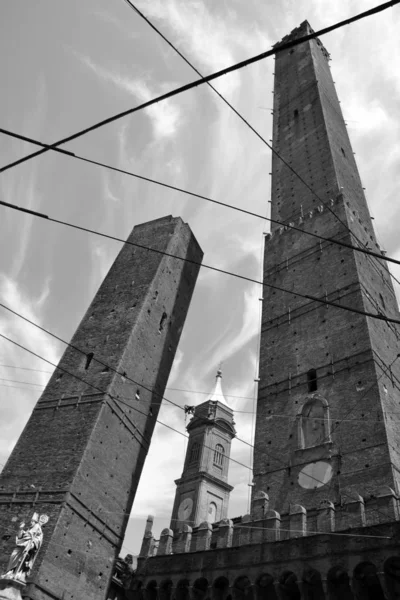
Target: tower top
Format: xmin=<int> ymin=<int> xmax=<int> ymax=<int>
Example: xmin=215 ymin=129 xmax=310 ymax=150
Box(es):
xmin=273 ymin=20 xmax=330 ymax=60
xmin=207 ymin=368 xmax=229 ymax=407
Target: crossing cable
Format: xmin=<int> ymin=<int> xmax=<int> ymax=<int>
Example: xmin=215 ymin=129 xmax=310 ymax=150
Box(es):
xmin=1 ymin=0 xmax=399 ymax=174
xmin=1 ymin=298 xmax=397 ymax=511
xmin=1 ymin=198 xmax=400 ymax=326
xmin=0 ymin=328 xmax=395 ymax=529
xmin=0 ymin=332 xmax=151 ymax=446
xmin=0 ymin=331 xmax=252 ymax=473
xmin=120 ymin=1 xmax=400 ymax=290
xmin=1 ymin=126 xmax=400 ymax=272
xmin=3 ymin=372 xmax=400 ymax=424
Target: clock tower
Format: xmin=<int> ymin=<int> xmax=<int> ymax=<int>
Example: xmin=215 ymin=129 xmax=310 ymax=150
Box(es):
xmin=170 ymin=370 xmax=236 ymax=531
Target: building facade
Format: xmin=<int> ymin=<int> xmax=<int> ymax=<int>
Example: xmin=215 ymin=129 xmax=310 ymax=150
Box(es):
xmin=129 ymin=22 xmax=400 ymax=600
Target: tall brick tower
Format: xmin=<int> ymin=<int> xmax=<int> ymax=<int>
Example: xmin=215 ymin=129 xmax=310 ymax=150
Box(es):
xmin=253 ymin=22 xmax=400 ymax=515
xmin=0 ymin=216 xmax=202 ymax=599
xmin=169 ymin=371 xmax=235 ymax=531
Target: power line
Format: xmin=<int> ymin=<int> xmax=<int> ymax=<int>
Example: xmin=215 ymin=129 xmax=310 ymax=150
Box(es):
xmin=0 ymin=331 xmax=252 ymax=473
xmin=2 ymin=371 xmax=400 ymax=424
xmin=1 ymin=324 xmax=395 ymax=525
xmin=1 ymin=0 xmax=398 ymax=174
xmin=0 ymin=332 xmax=151 ymax=446
xmin=1 ymin=203 xmax=400 ymax=326
xmin=120 ymin=1 xmax=400 ymax=293
xmin=0 ymin=377 xmax=43 ymax=387
xmin=1 ymin=296 xmax=400 ymax=442
xmin=0 ymin=363 xmax=52 ymax=374
xmin=2 ymin=127 xmax=399 ymax=270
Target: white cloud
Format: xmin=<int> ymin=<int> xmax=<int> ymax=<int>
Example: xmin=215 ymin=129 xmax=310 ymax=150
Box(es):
xmin=79 ymin=54 xmax=181 ymax=139
xmin=133 ymin=0 xmax=267 ymax=96
xmin=0 ymin=275 xmax=60 ymax=465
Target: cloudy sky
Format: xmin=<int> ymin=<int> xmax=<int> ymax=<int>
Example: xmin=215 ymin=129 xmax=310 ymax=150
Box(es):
xmin=1 ymin=0 xmax=400 ymax=557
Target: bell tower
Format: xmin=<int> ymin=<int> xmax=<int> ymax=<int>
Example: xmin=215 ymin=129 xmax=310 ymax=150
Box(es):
xmin=253 ymin=21 xmax=400 ymax=515
xmin=170 ymin=370 xmax=236 ymax=531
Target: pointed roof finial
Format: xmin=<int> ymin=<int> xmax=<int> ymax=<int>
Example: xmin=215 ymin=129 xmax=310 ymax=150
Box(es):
xmin=208 ymin=366 xmax=229 ymax=406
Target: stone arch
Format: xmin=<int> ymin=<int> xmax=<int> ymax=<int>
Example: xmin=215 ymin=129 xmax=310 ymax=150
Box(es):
xmin=232 ymin=576 xmax=253 ymax=600
xmin=146 ymin=581 xmax=158 ymax=600
xmin=298 ymin=396 xmax=330 ymax=449
xmin=175 ymin=580 xmax=190 ymax=600
xmin=384 ymin=556 xmax=400 ymax=600
xmin=192 ymin=578 xmax=209 ymax=600
xmin=212 ymin=576 xmax=230 ymax=600
xmin=302 ymin=567 xmax=325 ymax=600
xmin=130 ymin=580 xmax=145 ymax=600
xmin=353 ymin=561 xmax=385 ymax=600
xmin=255 ymin=573 xmax=277 ymax=600
xmin=327 ymin=566 xmax=354 ymax=600
xmin=159 ymin=580 xmax=173 ymax=600
xmin=278 ymin=571 xmax=300 ymax=600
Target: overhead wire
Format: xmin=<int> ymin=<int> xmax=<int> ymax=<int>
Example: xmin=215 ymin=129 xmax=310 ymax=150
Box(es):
xmin=1 ymin=4 xmax=398 ymax=549
xmin=2 ymin=126 xmax=400 ymax=271
xmin=3 ymin=370 xmax=400 ymax=424
xmin=1 ymin=300 xmax=397 ymax=517
xmin=0 ymin=331 xmax=252 ymax=473
xmin=1 ymin=202 xmax=400 ymax=327
xmin=120 ymin=1 xmax=400 ymax=293
xmin=1 ymin=0 xmax=399 ymax=174
xmin=0 ymin=318 xmax=396 ymax=526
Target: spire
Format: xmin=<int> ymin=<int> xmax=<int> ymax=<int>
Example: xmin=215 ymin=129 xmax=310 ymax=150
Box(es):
xmin=208 ymin=368 xmax=229 ymax=406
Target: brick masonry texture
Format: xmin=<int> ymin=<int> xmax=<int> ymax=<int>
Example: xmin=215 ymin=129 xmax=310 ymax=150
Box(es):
xmin=252 ymin=20 xmax=400 ymax=513
xmin=0 ymin=215 xmax=203 ymax=600
xmin=130 ymin=21 xmax=400 ymax=600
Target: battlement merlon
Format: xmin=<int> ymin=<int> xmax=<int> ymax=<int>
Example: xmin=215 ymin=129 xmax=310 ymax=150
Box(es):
xmin=273 ymin=20 xmax=330 ymax=60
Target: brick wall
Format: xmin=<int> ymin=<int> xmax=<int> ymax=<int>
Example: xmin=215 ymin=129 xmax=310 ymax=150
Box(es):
xmin=253 ymin=23 xmax=400 ymax=514
xmin=0 ymin=215 xmax=203 ymax=600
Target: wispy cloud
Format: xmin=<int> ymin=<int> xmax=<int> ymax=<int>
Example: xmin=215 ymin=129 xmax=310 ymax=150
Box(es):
xmin=79 ymin=54 xmax=181 ymax=139
xmin=0 ymin=275 xmax=60 ymax=465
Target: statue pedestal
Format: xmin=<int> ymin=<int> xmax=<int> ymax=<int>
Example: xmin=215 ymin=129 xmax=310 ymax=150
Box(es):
xmin=0 ymin=579 xmax=25 ymax=600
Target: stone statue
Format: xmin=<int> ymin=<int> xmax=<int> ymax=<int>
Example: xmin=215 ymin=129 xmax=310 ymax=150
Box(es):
xmin=1 ymin=513 xmax=49 ymax=582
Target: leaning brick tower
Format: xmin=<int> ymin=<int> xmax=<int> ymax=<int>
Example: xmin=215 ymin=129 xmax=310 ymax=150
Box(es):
xmin=253 ymin=21 xmax=400 ymax=515
xmin=0 ymin=216 xmax=202 ymax=600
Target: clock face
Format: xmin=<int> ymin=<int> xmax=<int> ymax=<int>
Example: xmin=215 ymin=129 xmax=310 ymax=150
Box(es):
xmin=298 ymin=461 xmax=333 ymax=489
xmin=178 ymin=497 xmax=193 ymax=521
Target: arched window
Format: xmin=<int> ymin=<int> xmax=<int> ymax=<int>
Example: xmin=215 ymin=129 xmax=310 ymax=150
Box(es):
xmin=207 ymin=502 xmax=217 ymax=523
xmin=189 ymin=442 xmax=200 ymax=465
xmin=307 ymin=369 xmax=317 ymax=392
xmin=213 ymin=444 xmax=225 ymax=466
xmin=298 ymin=397 xmax=330 ymax=449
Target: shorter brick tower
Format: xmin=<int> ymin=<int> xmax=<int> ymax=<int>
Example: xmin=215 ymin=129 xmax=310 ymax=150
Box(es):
xmin=0 ymin=216 xmax=202 ymax=600
xmin=169 ymin=371 xmax=235 ymax=531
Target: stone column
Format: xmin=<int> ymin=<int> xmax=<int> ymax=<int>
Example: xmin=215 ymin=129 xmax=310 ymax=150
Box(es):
xmin=195 ymin=522 xmax=212 ymax=551
xmin=289 ymin=504 xmax=306 ymax=538
xmin=264 ymin=510 xmax=281 ymax=542
xmin=239 ymin=514 xmax=252 ymax=545
xmin=374 ymin=486 xmax=399 ymax=522
xmin=158 ymin=528 xmax=173 ymax=555
xmin=216 ymin=519 xmax=233 ymax=549
xmin=139 ymin=515 xmax=155 ymax=558
xmin=316 ymin=500 xmax=335 ymax=532
xmin=174 ymin=525 xmax=192 ymax=554
xmin=251 ymin=491 xmax=269 ymax=520
xmin=338 ymin=493 xmax=365 ymax=529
